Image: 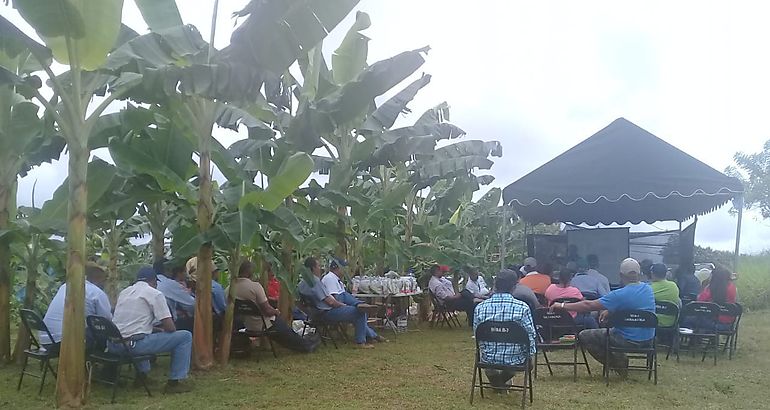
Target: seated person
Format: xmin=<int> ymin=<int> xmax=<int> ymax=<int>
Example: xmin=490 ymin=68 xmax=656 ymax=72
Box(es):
xmin=156 ymin=263 xmax=196 ymax=332
xmin=675 ymin=264 xmax=701 ymax=300
xmin=42 ymin=262 xmax=112 ymax=352
xmin=519 ymin=262 xmax=553 ymax=295
xmin=511 ymin=280 xmax=541 ymax=312
xmin=585 ymin=255 xmax=611 ymax=294
xmin=464 ymin=267 xmax=491 ymax=301
xmin=545 ymin=269 xmax=597 ymax=329
xmin=518 ymin=257 xmax=537 ymax=279
xmin=321 ymin=259 xmax=386 ymax=343
xmin=554 ymin=258 xmax=655 ymax=377
xmin=694 ymin=265 xmax=738 ymax=331
xmin=109 ymin=266 xmax=192 ymax=394
xmin=266 ymin=265 xmax=280 ymax=308
xmin=298 ymin=257 xmax=380 ymax=349
xmin=570 ymin=261 xmax=609 ymax=298
xmin=231 ymin=261 xmax=320 ymax=352
xmin=428 ymin=264 xmax=475 ymax=324
xmin=649 ymin=263 xmax=680 ymax=327
xmin=186 ymin=257 xmax=227 ymax=319
xmin=473 ymin=269 xmax=537 ymax=389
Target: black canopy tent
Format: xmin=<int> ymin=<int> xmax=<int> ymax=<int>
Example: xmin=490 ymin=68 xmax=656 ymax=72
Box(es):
xmin=502 ymin=118 xmax=745 ymax=268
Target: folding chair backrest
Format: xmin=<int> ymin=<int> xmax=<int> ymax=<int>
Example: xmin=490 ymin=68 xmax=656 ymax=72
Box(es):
xmin=475 ymin=320 xmax=531 ymax=351
xmin=654 ymin=301 xmax=680 ymax=327
xmin=680 ymin=294 xmax=697 ymax=306
xmin=234 ymin=299 xmax=261 ymax=316
xmin=534 ymin=293 xmax=547 ymax=306
xmin=680 ymin=301 xmax=719 ymax=321
xmin=297 ymin=293 xmax=324 ymax=321
xmin=608 ymin=310 xmax=657 ymax=329
xmin=86 ymin=315 xmax=125 ymax=345
xmin=428 ymin=290 xmax=446 ymax=308
xmin=20 ymin=309 xmax=54 ymax=348
xmin=534 ymin=308 xmax=576 ymax=341
xmin=717 ymin=303 xmax=741 ymax=326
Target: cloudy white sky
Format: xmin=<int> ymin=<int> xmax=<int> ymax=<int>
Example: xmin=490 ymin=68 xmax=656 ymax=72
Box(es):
xmin=6 ymin=1 xmax=770 ymax=253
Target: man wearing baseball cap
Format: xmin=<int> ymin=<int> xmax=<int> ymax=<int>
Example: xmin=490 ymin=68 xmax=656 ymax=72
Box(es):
xmin=551 ymin=258 xmax=655 ymax=377
xmin=519 ymin=257 xmax=537 ymax=278
xmin=109 ymin=266 xmax=193 ymax=393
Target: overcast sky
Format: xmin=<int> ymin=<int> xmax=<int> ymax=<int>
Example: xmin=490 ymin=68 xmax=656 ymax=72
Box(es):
xmin=6 ymin=1 xmax=770 ymax=253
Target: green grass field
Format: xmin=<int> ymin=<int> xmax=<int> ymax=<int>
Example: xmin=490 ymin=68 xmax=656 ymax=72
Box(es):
xmin=736 ymin=253 xmax=770 ymax=311
xmin=1 ymin=311 xmax=769 ymax=410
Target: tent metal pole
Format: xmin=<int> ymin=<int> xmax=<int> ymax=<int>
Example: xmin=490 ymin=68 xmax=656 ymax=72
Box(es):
xmin=734 ymin=195 xmax=744 ymax=272
xmin=500 ymin=206 xmax=507 ymax=270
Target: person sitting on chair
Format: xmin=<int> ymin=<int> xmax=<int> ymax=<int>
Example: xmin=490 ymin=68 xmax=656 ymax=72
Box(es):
xmin=695 ymin=265 xmax=738 ymax=331
xmin=230 ymin=261 xmax=320 ymax=353
xmin=266 ymin=264 xmax=281 ymax=308
xmin=428 ymin=264 xmax=475 ymax=325
xmin=519 ymin=262 xmax=553 ymax=295
xmin=570 ymin=260 xmax=609 ymax=298
xmin=474 ymin=269 xmax=537 ymax=389
xmin=518 ymin=257 xmax=537 ymax=279
xmin=156 ymin=262 xmax=196 ymax=332
xmin=42 ymin=262 xmax=112 ymax=352
xmin=109 ymin=266 xmax=192 ymax=394
xmin=298 ymin=257 xmax=380 ymax=349
xmin=552 ymin=258 xmax=655 ymax=377
xmin=545 ymin=268 xmax=598 ymax=329
xmin=650 ymin=263 xmax=680 ymax=326
xmin=675 ymin=263 xmax=701 ymax=300
xmin=585 ymin=254 xmax=611 ymax=295
xmin=321 ymin=258 xmax=387 ymax=343
xmin=464 ymin=266 xmax=492 ymax=301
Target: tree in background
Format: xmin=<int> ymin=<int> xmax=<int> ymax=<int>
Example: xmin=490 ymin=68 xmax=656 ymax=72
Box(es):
xmin=727 ymin=139 xmax=770 ymax=219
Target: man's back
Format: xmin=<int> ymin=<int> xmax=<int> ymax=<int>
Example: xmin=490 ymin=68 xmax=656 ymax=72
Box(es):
xmin=511 ymin=284 xmax=540 ymax=311
xmin=571 ymin=272 xmax=606 ymax=297
xmin=519 ymin=273 xmax=551 ymax=295
xmin=586 ymin=268 xmax=611 ymax=295
xmin=651 ymin=280 xmax=680 ymax=327
xmin=428 ymin=276 xmax=455 ymax=301
xmin=298 ymin=275 xmax=333 ymax=311
xmin=599 ymin=283 xmax=655 ymax=342
xmin=676 ymin=274 xmax=701 ymax=298
xmin=231 ymin=277 xmax=275 ymax=330
xmin=473 ymin=293 xmax=536 ymax=365
xmin=42 ymin=281 xmax=112 ymax=344
xmin=113 ymin=281 xmax=172 ymax=338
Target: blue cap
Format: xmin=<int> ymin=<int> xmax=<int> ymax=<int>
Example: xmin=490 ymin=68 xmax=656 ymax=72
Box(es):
xmin=136 ymin=265 xmax=158 ymax=282
xmin=329 ymin=258 xmax=349 ymax=269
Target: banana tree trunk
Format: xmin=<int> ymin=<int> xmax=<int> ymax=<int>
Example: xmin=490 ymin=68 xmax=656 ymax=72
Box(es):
xmin=279 ymin=244 xmax=293 ymax=323
xmin=192 ymin=100 xmax=215 ymax=370
xmin=216 ymin=247 xmax=239 ymax=364
xmin=13 ymin=243 xmax=39 ymax=363
xmin=56 ymin=143 xmax=88 ymax=407
xmin=0 ymin=177 xmax=12 ymax=363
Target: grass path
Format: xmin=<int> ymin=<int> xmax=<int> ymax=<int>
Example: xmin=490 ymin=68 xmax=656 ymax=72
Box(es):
xmin=2 ymin=312 xmax=769 ymax=409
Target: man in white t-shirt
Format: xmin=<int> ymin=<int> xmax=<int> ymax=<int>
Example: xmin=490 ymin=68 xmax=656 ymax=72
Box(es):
xmin=464 ymin=267 xmax=491 ymax=301
xmin=109 ymin=266 xmax=192 ymax=394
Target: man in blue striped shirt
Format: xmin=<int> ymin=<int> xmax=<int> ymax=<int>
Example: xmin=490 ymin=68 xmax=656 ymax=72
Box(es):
xmin=473 ymin=269 xmax=537 ymax=388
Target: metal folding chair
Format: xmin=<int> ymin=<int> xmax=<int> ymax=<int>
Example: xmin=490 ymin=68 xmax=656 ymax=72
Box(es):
xmin=533 ymin=308 xmax=591 ymax=381
xmin=233 ymin=299 xmax=278 ymax=359
xmin=86 ymin=316 xmax=154 ymax=404
xmin=428 ymin=290 xmax=462 ymax=328
xmin=298 ymin=294 xmax=347 ymax=348
xmin=604 ymin=310 xmax=658 ymax=386
xmin=469 ymin=320 xmax=534 ymax=409
xmin=654 ymin=301 xmax=680 ymax=360
xmin=676 ymin=302 xmax=720 ymax=365
xmin=17 ymin=309 xmax=59 ymax=395
xmin=716 ymin=303 xmax=742 ymax=360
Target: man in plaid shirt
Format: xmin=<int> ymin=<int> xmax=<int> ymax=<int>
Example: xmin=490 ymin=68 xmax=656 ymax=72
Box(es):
xmin=473 ymin=269 xmax=537 ymax=388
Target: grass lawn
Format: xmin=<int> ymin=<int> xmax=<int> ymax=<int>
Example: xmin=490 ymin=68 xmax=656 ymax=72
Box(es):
xmin=2 ymin=312 xmax=769 ymax=410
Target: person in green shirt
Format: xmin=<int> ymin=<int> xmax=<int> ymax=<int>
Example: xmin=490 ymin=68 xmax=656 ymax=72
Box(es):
xmin=649 ymin=263 xmax=680 ymax=327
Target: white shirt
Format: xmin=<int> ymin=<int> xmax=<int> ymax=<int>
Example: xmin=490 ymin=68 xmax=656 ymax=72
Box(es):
xmin=42 ymin=280 xmax=112 ymax=344
xmin=321 ymin=271 xmax=346 ymax=295
xmin=465 ymin=276 xmax=490 ymax=297
xmin=112 ymin=281 xmax=172 ymax=338
xmin=429 ymin=276 xmax=456 ymax=301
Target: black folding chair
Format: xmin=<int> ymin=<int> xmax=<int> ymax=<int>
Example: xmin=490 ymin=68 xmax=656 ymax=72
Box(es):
xmin=534 ymin=293 xmax=547 ymax=307
xmin=604 ymin=310 xmax=658 ymax=386
xmin=680 ymin=293 xmax=697 ymax=306
xmin=581 ymin=292 xmax=600 ymax=301
xmin=716 ymin=303 xmax=742 ymax=360
xmin=298 ymin=294 xmax=347 ymax=349
xmin=676 ymin=302 xmax=720 ymax=365
xmin=533 ymin=308 xmax=591 ymax=381
xmin=428 ymin=290 xmax=462 ymax=328
xmin=86 ymin=316 xmax=154 ymax=404
xmin=232 ymin=299 xmax=278 ymax=359
xmin=17 ymin=309 xmax=59 ymax=395
xmin=469 ymin=320 xmax=534 ymax=409
xmin=654 ymin=301 xmax=680 ymax=360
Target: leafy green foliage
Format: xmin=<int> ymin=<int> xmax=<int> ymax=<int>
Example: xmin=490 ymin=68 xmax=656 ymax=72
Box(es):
xmin=727 ymin=139 xmax=770 ymax=218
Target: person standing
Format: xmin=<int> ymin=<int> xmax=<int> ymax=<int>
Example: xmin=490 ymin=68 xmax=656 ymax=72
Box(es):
xmin=553 ymin=258 xmax=655 ymax=377
xmin=473 ymin=269 xmax=537 ymax=389
xmin=109 ymin=266 xmax=193 ymax=394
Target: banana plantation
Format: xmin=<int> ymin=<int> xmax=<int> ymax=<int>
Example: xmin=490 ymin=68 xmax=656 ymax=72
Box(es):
xmin=0 ymin=0 xmax=530 ymax=406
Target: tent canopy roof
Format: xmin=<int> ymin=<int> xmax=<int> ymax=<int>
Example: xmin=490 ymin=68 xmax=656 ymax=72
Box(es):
xmin=502 ymin=118 xmax=743 ymax=225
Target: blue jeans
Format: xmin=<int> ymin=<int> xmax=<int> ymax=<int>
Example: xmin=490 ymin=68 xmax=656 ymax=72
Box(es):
xmin=109 ymin=330 xmax=192 ymax=381
xmin=323 ymin=306 xmax=370 ymax=344
xmin=333 ymin=293 xmax=378 ymax=339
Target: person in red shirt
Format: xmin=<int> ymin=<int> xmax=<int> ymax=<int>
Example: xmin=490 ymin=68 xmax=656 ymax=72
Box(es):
xmin=697 ymin=265 xmax=738 ymax=329
xmin=266 ymin=265 xmax=281 ymax=308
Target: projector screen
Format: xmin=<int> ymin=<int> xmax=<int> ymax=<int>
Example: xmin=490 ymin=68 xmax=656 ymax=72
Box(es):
xmin=567 ymin=227 xmax=630 ymax=285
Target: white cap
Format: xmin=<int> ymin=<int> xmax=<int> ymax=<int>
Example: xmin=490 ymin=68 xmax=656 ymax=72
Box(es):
xmin=620 ymin=258 xmax=641 ymax=276
xmin=524 ymin=257 xmax=537 ymax=267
